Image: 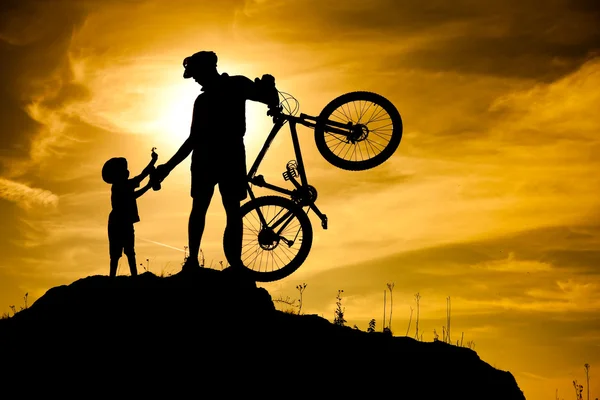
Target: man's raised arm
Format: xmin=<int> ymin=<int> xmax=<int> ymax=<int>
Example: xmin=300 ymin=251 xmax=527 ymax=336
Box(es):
xmin=155 ymin=136 xmax=193 ymax=180
xmin=242 ymin=74 xmax=280 ymax=110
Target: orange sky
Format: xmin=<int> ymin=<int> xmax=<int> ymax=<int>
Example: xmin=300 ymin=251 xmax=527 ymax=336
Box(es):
xmin=1 ymin=0 xmax=599 ymax=398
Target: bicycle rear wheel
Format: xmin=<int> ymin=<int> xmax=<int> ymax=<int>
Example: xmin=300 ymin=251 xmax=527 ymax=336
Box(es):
xmin=314 ymin=91 xmax=403 ymax=171
xmin=227 ymin=195 xmax=313 ymax=282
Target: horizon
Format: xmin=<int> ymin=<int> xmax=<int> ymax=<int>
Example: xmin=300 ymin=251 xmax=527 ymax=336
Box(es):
xmin=1 ymin=0 xmax=599 ymax=398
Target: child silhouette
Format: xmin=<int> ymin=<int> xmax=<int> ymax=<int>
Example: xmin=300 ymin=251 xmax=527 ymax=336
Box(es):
xmin=102 ymin=148 xmax=158 ymax=277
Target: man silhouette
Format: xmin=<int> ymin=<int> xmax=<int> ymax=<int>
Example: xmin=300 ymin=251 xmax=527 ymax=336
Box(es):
xmin=154 ymin=51 xmax=280 ymax=272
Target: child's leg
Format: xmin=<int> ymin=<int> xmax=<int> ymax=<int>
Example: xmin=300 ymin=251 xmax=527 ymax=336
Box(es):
xmin=125 ymin=252 xmax=138 ymax=276
xmin=108 ymin=224 xmax=122 ymax=277
xmin=123 ymin=224 xmax=137 ymax=276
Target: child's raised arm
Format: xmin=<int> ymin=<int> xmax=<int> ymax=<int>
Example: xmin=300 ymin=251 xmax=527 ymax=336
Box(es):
xmin=130 ymin=148 xmax=158 ymax=187
xmin=134 ymin=180 xmax=153 ymax=199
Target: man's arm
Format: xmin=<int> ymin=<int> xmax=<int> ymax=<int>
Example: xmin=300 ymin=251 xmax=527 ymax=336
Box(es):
xmin=240 ymin=74 xmax=280 ymax=108
xmin=155 ymin=136 xmax=194 ymax=180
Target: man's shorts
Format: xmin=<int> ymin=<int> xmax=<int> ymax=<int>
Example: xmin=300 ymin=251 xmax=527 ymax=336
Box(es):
xmin=191 ymin=141 xmax=248 ymax=201
xmin=108 ymin=221 xmax=135 ymax=259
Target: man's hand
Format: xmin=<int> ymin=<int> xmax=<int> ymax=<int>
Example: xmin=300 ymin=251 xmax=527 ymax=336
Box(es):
xmin=267 ymin=104 xmax=282 ymax=117
xmin=154 ymin=164 xmax=171 ymax=182
xmin=260 ymin=74 xmax=275 ymax=87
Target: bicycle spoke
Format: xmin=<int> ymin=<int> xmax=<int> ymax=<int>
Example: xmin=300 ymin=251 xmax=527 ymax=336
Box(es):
xmin=365 ymin=105 xmax=386 ymax=125
xmin=367 ymin=115 xmax=392 ymax=124
xmin=359 ymin=100 xmax=374 ymax=124
xmin=325 ymin=134 xmax=350 ymax=145
xmin=370 ymin=122 xmax=394 ymax=132
xmin=326 ymin=139 xmax=348 ymax=156
xmin=370 ymin=130 xmax=393 ymax=142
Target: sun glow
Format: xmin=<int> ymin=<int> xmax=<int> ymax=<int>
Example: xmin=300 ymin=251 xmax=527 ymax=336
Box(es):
xmin=149 ymin=75 xmax=275 ymax=152
xmin=151 ymin=80 xmax=197 ymax=146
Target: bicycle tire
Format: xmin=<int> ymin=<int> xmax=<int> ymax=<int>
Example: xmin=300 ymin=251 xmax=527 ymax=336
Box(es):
xmin=225 ymin=195 xmax=313 ymax=282
xmin=314 ymin=91 xmax=403 ymax=171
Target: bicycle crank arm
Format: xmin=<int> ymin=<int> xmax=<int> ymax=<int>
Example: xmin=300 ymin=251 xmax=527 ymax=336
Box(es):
xmin=308 ymin=203 xmax=328 ymax=229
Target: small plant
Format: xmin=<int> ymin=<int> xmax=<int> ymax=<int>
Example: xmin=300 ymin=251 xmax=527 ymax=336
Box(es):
xmin=160 ymin=262 xmax=172 ymax=277
xmin=573 ymin=380 xmax=583 ymax=400
xmin=199 ymin=249 xmax=205 ymax=267
xmin=6 ymin=293 xmax=29 ymax=317
xmin=405 ymin=306 xmax=413 ymax=337
xmin=446 ymin=296 xmax=451 ymax=344
xmin=387 ymin=282 xmax=394 ymax=331
xmin=584 ymin=363 xmax=590 ymax=400
xmin=273 ymin=295 xmax=297 ymax=314
xmin=433 ymin=329 xmax=439 ymax=342
xmin=367 ymin=319 xmax=376 ymax=333
xmin=414 ymin=292 xmax=421 ymax=340
xmin=333 ymin=290 xmax=346 ymax=326
xmin=296 ymin=283 xmax=307 ymax=315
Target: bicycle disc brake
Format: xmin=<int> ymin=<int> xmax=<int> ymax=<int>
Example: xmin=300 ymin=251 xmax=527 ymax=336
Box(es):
xmin=348 ymin=123 xmax=369 ymax=144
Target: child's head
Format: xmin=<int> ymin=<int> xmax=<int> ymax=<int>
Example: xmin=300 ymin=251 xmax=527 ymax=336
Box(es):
xmin=102 ymin=157 xmax=129 ymax=184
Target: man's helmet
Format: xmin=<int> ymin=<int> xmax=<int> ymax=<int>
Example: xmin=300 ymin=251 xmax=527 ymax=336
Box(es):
xmin=183 ymin=51 xmax=218 ymax=78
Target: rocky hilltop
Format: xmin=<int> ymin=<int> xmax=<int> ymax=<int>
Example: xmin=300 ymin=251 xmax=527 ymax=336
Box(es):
xmin=0 ymin=268 xmax=525 ymax=399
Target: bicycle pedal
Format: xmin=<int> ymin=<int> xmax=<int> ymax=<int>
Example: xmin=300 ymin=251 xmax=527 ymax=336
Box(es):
xmin=282 ymin=169 xmax=298 ymax=181
xmin=322 ymin=215 xmax=328 ymax=230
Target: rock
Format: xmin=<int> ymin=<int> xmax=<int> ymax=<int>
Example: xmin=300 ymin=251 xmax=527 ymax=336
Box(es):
xmin=0 ymin=269 xmax=525 ymax=399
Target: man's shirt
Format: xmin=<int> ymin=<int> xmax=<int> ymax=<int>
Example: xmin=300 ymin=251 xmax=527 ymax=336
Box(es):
xmin=189 ymin=73 xmax=278 ymax=170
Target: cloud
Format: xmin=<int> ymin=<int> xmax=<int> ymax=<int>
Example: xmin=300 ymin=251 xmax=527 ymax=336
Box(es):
xmin=0 ymin=0 xmax=249 ymax=178
xmin=236 ymin=0 xmax=600 ymax=81
xmin=0 ymin=0 xmax=90 ymax=177
xmin=473 ymin=252 xmax=552 ymax=273
xmin=0 ymin=178 xmax=59 ymax=209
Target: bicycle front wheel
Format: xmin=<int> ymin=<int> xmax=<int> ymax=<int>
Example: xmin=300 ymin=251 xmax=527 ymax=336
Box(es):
xmin=230 ymin=195 xmax=313 ymax=282
xmin=314 ymin=91 xmax=403 ymax=171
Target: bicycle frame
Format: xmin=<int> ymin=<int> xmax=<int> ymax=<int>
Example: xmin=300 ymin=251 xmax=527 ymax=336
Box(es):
xmin=245 ymin=111 xmax=356 ymax=230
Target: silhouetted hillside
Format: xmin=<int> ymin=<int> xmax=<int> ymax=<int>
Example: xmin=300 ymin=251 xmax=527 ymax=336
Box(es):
xmin=0 ymin=268 xmax=525 ymax=399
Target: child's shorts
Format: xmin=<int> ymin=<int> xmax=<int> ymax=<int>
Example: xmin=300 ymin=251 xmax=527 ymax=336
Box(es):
xmin=108 ymin=222 xmax=135 ymax=259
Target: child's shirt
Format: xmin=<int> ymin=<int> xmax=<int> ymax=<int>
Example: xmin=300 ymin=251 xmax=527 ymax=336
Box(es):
xmin=109 ymin=179 xmax=141 ymax=225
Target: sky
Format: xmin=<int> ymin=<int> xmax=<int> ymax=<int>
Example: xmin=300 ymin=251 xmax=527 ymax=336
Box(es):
xmin=1 ymin=0 xmax=599 ymax=397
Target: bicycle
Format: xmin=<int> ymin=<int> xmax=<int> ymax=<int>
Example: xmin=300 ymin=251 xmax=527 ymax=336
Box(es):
xmin=225 ymin=90 xmax=403 ymax=282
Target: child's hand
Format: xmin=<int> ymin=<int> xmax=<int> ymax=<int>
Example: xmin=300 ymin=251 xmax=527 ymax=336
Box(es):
xmin=151 ymin=147 xmax=159 ymax=162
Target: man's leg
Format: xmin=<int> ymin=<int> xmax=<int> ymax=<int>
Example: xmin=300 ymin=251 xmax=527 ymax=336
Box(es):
xmin=109 ymin=258 xmax=119 ymax=277
xmin=188 ymin=186 xmax=215 ymax=265
xmin=221 ymin=191 xmax=243 ymax=268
